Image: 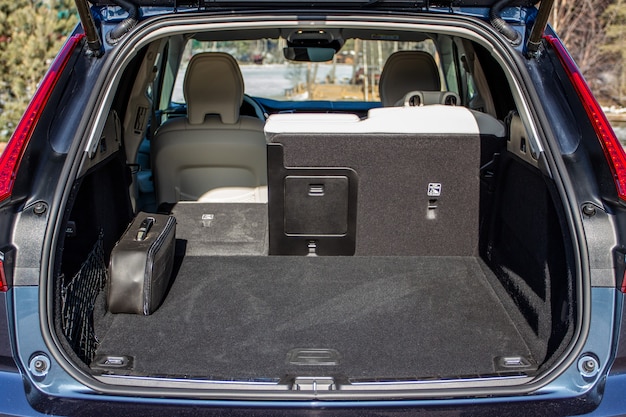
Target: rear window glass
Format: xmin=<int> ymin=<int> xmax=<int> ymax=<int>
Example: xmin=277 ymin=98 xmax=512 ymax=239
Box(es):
xmin=171 ymin=39 xmax=440 ymax=103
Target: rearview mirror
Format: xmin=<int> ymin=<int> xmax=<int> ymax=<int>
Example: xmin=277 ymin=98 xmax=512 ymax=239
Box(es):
xmin=283 ymin=47 xmax=335 ymax=62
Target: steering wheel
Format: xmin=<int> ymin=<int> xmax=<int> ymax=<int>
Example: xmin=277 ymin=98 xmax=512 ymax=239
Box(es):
xmin=242 ymin=94 xmax=267 ymax=120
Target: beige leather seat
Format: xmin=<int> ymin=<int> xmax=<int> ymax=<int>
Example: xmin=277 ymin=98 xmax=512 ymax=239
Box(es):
xmin=379 ymin=51 xmax=456 ymax=107
xmin=152 ymin=52 xmax=267 ymax=204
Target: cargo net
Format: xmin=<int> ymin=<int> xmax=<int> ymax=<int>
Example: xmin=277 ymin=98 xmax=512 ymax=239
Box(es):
xmin=60 ymin=233 xmax=107 ymax=363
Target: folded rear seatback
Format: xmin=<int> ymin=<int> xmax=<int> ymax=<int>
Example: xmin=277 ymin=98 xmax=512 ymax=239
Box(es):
xmin=264 ymin=106 xmax=505 ymax=256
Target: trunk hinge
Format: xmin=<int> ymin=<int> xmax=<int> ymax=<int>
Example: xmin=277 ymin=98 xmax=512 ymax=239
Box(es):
xmin=526 ymin=0 xmax=555 ymax=57
xmin=106 ymin=0 xmax=140 ymax=45
xmin=74 ymin=0 xmax=103 ymax=57
xmin=489 ymin=0 xmax=522 ymax=46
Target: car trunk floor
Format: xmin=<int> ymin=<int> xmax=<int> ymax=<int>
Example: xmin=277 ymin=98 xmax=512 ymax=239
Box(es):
xmin=95 ymin=256 xmax=534 ymax=380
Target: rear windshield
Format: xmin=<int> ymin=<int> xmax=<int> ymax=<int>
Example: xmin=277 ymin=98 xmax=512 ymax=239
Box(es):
xmin=171 ymin=39 xmax=440 ymax=103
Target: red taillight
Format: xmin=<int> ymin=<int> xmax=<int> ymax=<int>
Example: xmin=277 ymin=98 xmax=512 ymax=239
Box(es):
xmin=545 ymin=35 xmax=626 ymax=201
xmin=0 ymin=259 xmax=7 ymax=292
xmin=547 ymin=36 xmax=626 ymax=293
xmin=0 ymin=33 xmax=85 ymax=203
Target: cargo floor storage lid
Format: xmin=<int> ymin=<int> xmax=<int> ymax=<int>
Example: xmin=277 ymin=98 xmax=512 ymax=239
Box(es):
xmin=166 ymin=202 xmax=269 ymax=256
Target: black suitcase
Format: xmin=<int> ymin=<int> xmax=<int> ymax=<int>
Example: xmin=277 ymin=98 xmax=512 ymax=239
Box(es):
xmin=108 ymin=212 xmax=176 ymax=315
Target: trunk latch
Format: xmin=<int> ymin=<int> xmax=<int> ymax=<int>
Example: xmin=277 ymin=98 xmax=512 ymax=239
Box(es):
xmin=292 ymin=377 xmax=336 ymax=392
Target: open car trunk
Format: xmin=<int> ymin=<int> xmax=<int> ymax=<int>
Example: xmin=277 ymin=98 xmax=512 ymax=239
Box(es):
xmin=54 ymin=116 xmax=575 ymax=389
xmin=50 ymin=19 xmax=577 ymax=397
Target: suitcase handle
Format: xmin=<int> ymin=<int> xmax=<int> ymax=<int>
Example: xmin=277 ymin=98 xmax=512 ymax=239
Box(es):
xmin=136 ymin=217 xmax=155 ymax=241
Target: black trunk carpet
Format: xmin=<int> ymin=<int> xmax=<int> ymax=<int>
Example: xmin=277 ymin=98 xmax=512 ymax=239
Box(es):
xmin=96 ymin=256 xmax=532 ymax=380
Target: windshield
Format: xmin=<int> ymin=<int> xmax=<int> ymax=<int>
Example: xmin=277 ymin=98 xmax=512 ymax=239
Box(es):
xmin=171 ymin=39 xmax=440 ymax=103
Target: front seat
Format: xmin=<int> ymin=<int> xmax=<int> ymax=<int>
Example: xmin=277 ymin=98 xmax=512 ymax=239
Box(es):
xmin=152 ymin=52 xmax=267 ymax=205
xmin=379 ymin=50 xmax=456 ymax=107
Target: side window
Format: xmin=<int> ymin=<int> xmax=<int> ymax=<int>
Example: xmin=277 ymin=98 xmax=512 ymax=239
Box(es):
xmin=461 ymin=40 xmax=500 ymax=117
xmin=439 ymin=38 xmax=459 ymax=96
xmin=442 ymin=37 xmax=492 ymax=113
xmin=155 ymin=37 xmax=186 ymax=123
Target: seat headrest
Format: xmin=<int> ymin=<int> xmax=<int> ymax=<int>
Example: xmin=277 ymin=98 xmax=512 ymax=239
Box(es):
xmin=378 ymin=51 xmax=441 ymax=107
xmin=397 ymin=91 xmax=461 ymax=107
xmin=184 ymin=52 xmax=244 ymax=125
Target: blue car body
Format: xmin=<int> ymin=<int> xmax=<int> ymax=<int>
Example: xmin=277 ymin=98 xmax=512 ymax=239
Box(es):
xmin=1 ymin=1 xmax=626 ymax=415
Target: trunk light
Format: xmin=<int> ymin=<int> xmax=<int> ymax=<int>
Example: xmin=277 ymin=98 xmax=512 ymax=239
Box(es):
xmin=0 ymin=34 xmax=84 ymax=203
xmin=545 ymin=35 xmax=626 ymax=201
